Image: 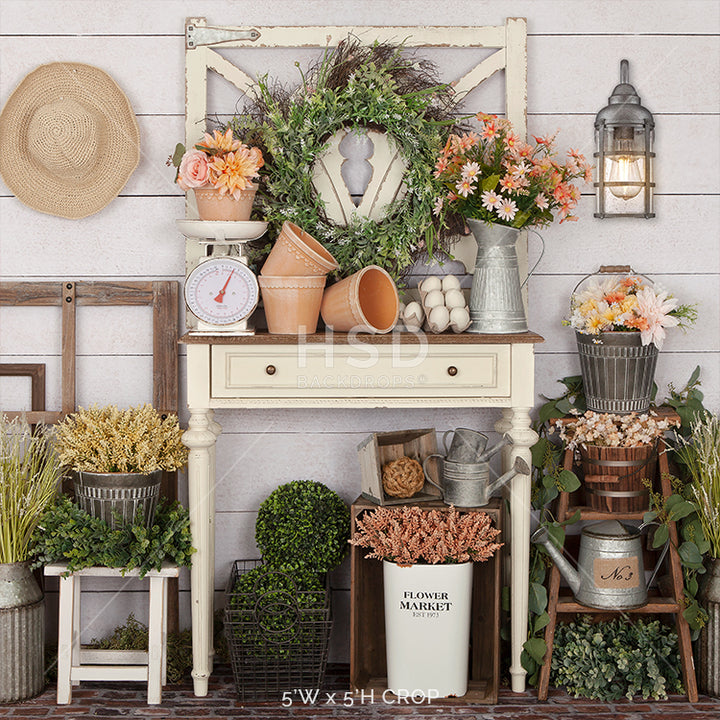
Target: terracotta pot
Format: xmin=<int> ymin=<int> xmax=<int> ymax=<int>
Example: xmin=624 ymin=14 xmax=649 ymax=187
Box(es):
xmin=194 ymin=184 xmax=258 ymax=221
xmin=258 ymin=275 xmax=326 ymax=334
xmin=320 ymin=265 xmax=398 ymax=334
xmin=261 ymin=221 xmax=339 ymax=276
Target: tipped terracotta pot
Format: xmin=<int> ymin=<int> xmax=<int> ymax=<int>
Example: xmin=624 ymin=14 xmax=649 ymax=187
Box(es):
xmin=320 ymin=265 xmax=398 ymax=334
xmin=258 ymin=275 xmax=326 ymax=334
xmin=194 ymin=184 xmax=258 ymax=221
xmin=261 ymin=221 xmax=339 ymax=276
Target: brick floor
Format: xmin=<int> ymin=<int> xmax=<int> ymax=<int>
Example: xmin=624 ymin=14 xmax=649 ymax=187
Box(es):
xmin=2 ymin=665 xmax=719 ymax=720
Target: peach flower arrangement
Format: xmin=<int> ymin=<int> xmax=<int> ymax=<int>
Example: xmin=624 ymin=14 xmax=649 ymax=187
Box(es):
xmin=171 ymin=128 xmax=264 ymax=200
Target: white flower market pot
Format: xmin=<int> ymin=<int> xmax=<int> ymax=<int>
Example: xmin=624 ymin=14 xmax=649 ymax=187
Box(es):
xmin=382 ymin=560 xmax=474 ymax=698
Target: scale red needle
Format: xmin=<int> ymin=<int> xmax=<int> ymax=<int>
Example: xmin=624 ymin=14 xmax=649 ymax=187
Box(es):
xmin=214 ymin=271 xmax=234 ymax=303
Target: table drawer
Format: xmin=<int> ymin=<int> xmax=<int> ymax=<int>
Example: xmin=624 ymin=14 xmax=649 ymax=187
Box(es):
xmin=211 ymin=343 xmax=510 ymax=399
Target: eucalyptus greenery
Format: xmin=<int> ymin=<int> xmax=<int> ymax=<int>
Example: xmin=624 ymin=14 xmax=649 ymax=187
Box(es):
xmin=0 ymin=416 xmax=62 ymax=563
xmin=231 ymin=39 xmax=461 ymax=281
xmin=550 ymin=616 xmax=683 ymax=701
xmin=30 ymin=495 xmax=194 ymax=576
xmin=255 ymin=480 xmax=350 ymax=573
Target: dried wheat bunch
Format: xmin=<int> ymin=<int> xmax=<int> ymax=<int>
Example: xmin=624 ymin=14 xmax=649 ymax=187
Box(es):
xmin=55 ymin=404 xmax=188 ymax=473
xmin=350 ymin=505 xmax=502 ymax=567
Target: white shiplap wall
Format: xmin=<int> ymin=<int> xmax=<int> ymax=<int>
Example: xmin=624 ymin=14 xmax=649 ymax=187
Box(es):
xmin=1 ymin=0 xmax=718 ymax=663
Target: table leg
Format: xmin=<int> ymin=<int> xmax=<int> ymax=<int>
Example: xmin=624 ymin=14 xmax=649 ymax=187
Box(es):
xmin=496 ymin=406 xmax=537 ymax=693
xmin=183 ymin=408 xmax=218 ymax=697
xmin=207 ymin=411 xmax=222 ymax=673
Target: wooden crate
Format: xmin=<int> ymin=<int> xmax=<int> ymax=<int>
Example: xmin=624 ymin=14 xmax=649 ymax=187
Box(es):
xmin=349 ymin=496 xmax=503 ymax=704
xmin=357 ymin=428 xmax=442 ymax=506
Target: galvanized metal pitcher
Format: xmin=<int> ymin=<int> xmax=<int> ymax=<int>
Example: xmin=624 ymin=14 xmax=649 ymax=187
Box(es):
xmin=467 ymin=220 xmax=542 ymax=334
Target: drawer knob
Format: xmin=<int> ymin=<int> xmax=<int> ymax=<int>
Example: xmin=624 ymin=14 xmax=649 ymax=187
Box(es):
xmin=447 ymin=365 xmax=458 ymax=377
xmin=265 ymin=364 xmax=276 ymax=376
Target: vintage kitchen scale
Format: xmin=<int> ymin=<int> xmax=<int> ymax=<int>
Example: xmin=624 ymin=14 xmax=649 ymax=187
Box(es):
xmin=177 ymin=220 xmax=268 ymax=335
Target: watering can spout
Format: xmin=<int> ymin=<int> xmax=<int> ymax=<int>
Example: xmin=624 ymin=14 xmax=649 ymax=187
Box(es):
xmin=477 ymin=433 xmax=513 ymax=463
xmin=531 ymin=526 xmax=581 ymax=595
xmin=487 ymin=456 xmax=530 ymax=495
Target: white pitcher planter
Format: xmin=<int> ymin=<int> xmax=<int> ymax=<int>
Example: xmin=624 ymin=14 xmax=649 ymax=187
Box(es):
xmin=382 ymin=560 xmax=473 ymax=698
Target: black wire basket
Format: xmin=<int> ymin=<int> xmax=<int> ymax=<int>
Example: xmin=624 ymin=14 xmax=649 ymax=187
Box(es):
xmin=224 ymin=559 xmax=332 ymax=700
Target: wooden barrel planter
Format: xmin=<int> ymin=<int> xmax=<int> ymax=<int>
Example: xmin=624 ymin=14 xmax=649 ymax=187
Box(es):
xmin=580 ymin=442 xmax=657 ymax=513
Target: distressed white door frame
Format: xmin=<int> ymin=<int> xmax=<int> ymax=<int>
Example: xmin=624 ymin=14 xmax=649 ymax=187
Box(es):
xmin=182 ymin=19 xmax=531 ymax=698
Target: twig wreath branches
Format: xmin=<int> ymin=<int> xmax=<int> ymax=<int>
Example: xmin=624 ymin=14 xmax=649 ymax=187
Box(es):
xmin=229 ymin=39 xmax=464 ymax=281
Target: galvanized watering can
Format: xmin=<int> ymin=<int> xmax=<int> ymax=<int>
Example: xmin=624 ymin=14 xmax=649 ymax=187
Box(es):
xmin=422 ymin=455 xmax=529 ymax=507
xmin=531 ymin=520 xmax=668 ymax=610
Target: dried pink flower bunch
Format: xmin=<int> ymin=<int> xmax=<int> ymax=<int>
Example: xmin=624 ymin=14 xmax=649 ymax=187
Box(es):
xmin=350 ymin=505 xmax=502 ymax=567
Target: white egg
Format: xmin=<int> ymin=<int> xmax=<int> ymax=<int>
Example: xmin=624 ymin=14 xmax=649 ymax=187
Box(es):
xmin=427 ymin=305 xmax=450 ymax=333
xmin=423 ymin=289 xmax=445 ymax=309
xmin=402 ymin=301 xmax=424 ymax=329
xmin=398 ymin=301 xmax=406 ymax=314
xmin=444 ymin=289 xmax=466 ymax=309
xmin=442 ymin=275 xmax=461 ymax=291
xmin=420 ymin=276 xmax=442 ymax=293
xmin=450 ymin=306 xmax=471 ymax=333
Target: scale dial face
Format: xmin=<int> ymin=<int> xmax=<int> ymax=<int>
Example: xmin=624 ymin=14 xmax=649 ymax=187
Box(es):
xmin=184 ymin=256 xmax=259 ymax=326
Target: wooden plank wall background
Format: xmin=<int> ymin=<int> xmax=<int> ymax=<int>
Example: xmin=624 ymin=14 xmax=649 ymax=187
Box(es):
xmin=0 ymin=0 xmax=718 ymax=663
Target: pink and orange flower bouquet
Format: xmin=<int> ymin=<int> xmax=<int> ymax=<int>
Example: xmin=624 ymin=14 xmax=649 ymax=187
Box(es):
xmin=171 ymin=127 xmax=264 ymax=200
xmin=566 ymin=273 xmax=696 ymax=349
xmin=433 ymin=114 xmax=592 ymax=229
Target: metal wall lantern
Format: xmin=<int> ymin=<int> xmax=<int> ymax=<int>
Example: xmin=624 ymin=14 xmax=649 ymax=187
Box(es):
xmin=594 ymin=59 xmax=655 ymax=218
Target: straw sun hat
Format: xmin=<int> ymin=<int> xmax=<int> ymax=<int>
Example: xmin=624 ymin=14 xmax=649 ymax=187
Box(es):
xmin=0 ymin=62 xmax=140 ymax=219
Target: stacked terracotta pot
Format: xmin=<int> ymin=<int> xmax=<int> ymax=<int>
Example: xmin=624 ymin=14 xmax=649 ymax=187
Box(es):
xmin=259 ymin=221 xmax=338 ymax=334
xmin=260 ymin=221 xmax=400 ymax=335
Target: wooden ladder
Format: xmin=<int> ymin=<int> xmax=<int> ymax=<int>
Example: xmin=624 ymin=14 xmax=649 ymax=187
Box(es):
xmin=537 ymin=435 xmax=698 ymax=701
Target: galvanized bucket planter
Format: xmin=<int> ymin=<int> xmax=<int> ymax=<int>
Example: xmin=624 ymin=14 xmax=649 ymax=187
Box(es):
xmin=698 ymin=558 xmax=720 ymax=697
xmin=0 ymin=562 xmax=45 ymax=702
xmin=575 ymin=331 xmax=659 ymax=413
xmin=73 ymin=469 xmax=162 ymax=529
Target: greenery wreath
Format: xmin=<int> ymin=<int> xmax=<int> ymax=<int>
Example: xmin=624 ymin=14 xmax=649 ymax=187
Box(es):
xmin=229 ymin=39 xmax=462 ymax=281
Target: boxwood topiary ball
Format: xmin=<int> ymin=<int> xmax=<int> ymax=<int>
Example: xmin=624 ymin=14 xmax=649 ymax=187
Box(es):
xmin=255 ymin=480 xmax=350 ymax=572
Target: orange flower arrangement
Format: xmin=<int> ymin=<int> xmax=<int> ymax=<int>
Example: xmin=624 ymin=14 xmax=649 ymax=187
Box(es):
xmin=171 ymin=128 xmax=264 ymax=199
xmin=434 ymin=114 xmax=592 ymax=229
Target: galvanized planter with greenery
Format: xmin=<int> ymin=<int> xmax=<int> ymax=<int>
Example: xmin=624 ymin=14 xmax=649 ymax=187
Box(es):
xmin=0 ymin=416 xmax=62 ymax=702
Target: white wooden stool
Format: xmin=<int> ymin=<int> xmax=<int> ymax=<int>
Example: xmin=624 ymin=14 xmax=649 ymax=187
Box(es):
xmin=44 ymin=562 xmax=179 ymax=705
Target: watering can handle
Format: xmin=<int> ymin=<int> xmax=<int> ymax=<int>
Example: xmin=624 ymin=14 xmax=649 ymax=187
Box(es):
xmin=520 ymin=229 xmax=545 ymax=290
xmin=422 ymin=454 xmax=444 ymax=498
xmin=442 ymin=430 xmax=453 ymax=457
xmin=639 ymin=521 xmax=671 ymax=590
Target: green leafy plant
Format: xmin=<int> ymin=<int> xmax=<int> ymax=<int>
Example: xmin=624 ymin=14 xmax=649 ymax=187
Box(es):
xmin=255 ymin=480 xmax=350 ymax=572
xmin=550 ymin=616 xmax=683 ymax=700
xmin=0 ymin=415 xmax=62 ymax=563
xmin=676 ymin=412 xmax=720 ymax=558
xmin=226 ymin=563 xmax=328 ymax=659
xmin=30 ymin=495 xmax=195 ymax=576
xmin=55 ymin=404 xmax=188 ymax=473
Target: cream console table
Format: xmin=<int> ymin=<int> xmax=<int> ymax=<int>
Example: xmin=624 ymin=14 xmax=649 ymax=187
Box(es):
xmin=181 ymin=330 xmax=541 ymax=696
